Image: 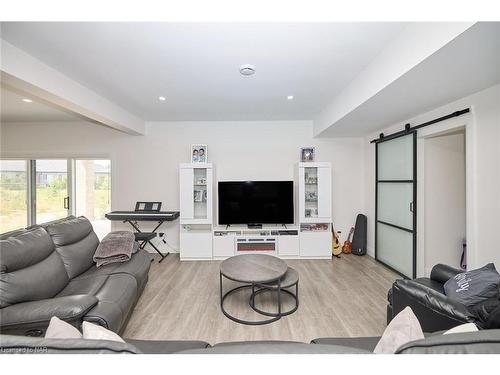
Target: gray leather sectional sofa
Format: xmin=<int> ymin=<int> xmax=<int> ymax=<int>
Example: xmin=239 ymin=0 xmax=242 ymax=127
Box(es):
xmin=2 ymin=215 xmax=500 ymax=354
xmin=2 ymin=329 xmax=500 ymax=353
xmin=0 ymin=216 xmax=151 ymax=336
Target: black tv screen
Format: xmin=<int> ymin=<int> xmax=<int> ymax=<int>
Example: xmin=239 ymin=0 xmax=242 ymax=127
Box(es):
xmin=218 ymin=181 xmax=294 ymax=225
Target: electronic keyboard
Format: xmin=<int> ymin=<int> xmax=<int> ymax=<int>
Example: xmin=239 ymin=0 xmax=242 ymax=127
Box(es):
xmin=105 ymin=211 xmax=180 ymax=221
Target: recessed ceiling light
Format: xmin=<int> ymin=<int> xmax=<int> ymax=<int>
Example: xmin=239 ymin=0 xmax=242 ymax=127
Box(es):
xmin=22 ymin=98 xmax=33 ymax=103
xmin=239 ymin=64 xmax=256 ymax=76
xmin=158 ymin=96 xmax=166 ymax=101
xmin=287 ymin=95 xmax=294 ymax=100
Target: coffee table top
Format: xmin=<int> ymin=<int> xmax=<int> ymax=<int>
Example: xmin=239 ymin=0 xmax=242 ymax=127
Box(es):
xmin=220 ymin=254 xmax=288 ymax=284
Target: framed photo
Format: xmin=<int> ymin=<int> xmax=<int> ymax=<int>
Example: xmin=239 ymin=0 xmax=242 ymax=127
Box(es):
xmin=192 ymin=144 xmax=208 ymax=163
xmin=196 ymin=177 xmax=207 ymax=185
xmin=300 ymin=147 xmax=315 ymax=162
xmin=305 ymin=191 xmax=318 ymax=201
xmin=194 ymin=189 xmax=203 ymax=202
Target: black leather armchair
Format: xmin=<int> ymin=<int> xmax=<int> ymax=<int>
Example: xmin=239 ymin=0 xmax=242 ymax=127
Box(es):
xmin=387 ymin=264 xmax=500 ymax=332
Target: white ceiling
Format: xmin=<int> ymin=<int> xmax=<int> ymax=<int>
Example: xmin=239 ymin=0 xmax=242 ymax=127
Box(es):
xmin=0 ymin=22 xmax=407 ymax=121
xmin=319 ymin=22 xmax=500 ymax=136
xmin=1 ymin=86 xmax=83 ymax=122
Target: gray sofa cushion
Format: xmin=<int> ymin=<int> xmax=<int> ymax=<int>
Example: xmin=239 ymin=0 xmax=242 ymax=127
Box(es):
xmin=444 ymin=263 xmax=500 ymax=307
xmin=75 ymin=249 xmax=151 ymax=292
xmin=179 ymin=341 xmax=371 ymax=354
xmin=396 ymin=329 xmax=500 ymax=354
xmin=0 ymin=335 xmax=140 ymax=354
xmin=44 ymin=216 xmax=99 ymax=279
xmin=125 ymin=338 xmax=210 ymax=354
xmin=57 ymin=275 xmax=109 ymax=297
xmin=311 ymin=336 xmax=381 ymax=352
xmin=0 ymin=227 xmax=69 ymax=308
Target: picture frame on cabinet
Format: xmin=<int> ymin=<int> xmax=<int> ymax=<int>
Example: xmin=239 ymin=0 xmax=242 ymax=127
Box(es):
xmin=192 ymin=144 xmax=208 ymax=163
xmin=196 ymin=177 xmax=207 ymax=185
xmin=300 ymin=147 xmax=315 ymax=162
xmin=305 ymin=191 xmax=318 ymax=201
xmin=194 ymin=189 xmax=203 ymax=202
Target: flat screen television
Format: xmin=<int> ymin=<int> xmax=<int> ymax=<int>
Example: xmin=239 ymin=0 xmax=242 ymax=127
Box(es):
xmin=218 ymin=181 xmax=294 ymax=225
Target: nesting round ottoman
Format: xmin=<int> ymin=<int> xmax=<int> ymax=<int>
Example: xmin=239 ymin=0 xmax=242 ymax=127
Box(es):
xmin=249 ymin=266 xmax=299 ymax=317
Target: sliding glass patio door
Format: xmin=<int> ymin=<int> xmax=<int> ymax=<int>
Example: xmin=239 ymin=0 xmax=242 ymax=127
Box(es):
xmin=376 ymin=132 xmax=416 ymax=278
xmin=0 ymin=160 xmax=29 ymax=233
xmin=34 ymin=160 xmax=70 ymax=224
xmin=0 ymin=158 xmax=111 ymax=236
xmin=74 ymin=159 xmax=111 ymax=239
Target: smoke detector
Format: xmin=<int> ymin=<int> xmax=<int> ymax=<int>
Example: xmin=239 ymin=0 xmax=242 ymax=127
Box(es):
xmin=239 ymin=64 xmax=256 ymax=76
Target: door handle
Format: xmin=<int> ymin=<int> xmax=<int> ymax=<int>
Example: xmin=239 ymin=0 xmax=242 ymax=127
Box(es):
xmin=64 ymin=196 xmax=70 ymax=210
xmin=409 ymin=202 xmax=414 ymax=213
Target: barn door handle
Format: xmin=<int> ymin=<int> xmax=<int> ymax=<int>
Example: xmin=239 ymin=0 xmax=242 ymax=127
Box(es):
xmin=64 ymin=197 xmax=70 ymax=210
xmin=409 ymin=202 xmax=414 ymax=213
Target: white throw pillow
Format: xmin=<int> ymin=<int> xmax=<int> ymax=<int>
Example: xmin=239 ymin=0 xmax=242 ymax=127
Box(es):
xmin=443 ymin=323 xmax=478 ymax=335
xmin=373 ymin=307 xmax=425 ymax=354
xmin=45 ymin=316 xmax=83 ymax=339
xmin=82 ymin=321 xmax=125 ymax=343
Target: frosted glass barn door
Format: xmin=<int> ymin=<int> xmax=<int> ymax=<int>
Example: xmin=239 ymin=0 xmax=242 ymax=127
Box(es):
xmin=376 ymin=132 xmax=416 ymax=278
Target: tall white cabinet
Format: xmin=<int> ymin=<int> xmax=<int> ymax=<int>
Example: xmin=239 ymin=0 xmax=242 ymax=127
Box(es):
xmin=297 ymin=162 xmax=332 ymax=258
xmin=179 ymin=163 xmax=213 ymax=260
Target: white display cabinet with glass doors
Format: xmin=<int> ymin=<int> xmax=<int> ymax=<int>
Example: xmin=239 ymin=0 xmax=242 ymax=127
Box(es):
xmin=297 ymin=162 xmax=331 ymax=223
xmin=297 ymin=162 xmax=332 ymax=258
xmin=179 ymin=163 xmax=213 ymax=260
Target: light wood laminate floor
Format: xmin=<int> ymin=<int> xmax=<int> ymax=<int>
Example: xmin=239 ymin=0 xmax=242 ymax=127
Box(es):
xmin=123 ymin=253 xmax=399 ymax=345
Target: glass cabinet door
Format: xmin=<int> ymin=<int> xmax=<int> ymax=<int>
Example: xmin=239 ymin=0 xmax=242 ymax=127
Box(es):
xmin=193 ymin=168 xmax=208 ymax=219
xmin=304 ymin=167 xmax=318 ymax=218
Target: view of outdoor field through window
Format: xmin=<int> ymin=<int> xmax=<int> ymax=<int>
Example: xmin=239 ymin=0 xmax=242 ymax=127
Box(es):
xmin=0 ymin=159 xmax=111 ymax=235
xmin=75 ymin=159 xmax=111 ymax=239
xmin=35 ymin=159 xmax=68 ymax=224
xmin=0 ymin=160 xmax=28 ymax=233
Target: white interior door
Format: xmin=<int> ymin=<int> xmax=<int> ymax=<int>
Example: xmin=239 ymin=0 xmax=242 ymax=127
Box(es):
xmin=376 ymin=133 xmax=416 ymax=278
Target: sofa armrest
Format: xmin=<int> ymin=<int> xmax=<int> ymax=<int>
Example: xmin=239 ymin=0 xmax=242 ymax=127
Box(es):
xmin=391 ymin=279 xmax=477 ymax=331
xmin=0 ymin=295 xmax=98 ymax=335
xmin=430 ymin=264 xmax=463 ymax=284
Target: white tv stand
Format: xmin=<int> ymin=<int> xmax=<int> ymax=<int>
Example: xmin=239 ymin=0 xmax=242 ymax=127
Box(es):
xmin=212 ymin=225 xmax=301 ymax=259
xmin=179 ymin=161 xmax=333 ymax=261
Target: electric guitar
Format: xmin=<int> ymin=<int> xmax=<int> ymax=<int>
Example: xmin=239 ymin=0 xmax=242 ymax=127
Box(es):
xmin=332 ymin=225 xmax=342 ymax=257
xmin=342 ymin=227 xmax=354 ymax=254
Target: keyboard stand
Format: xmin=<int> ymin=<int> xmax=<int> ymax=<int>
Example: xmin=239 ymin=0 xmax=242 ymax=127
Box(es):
xmin=125 ymin=219 xmax=169 ymax=263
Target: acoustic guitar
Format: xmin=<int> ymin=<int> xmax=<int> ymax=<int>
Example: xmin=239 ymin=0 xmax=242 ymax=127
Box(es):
xmin=342 ymin=227 xmax=354 ymax=254
xmin=332 ymin=225 xmax=342 ymax=257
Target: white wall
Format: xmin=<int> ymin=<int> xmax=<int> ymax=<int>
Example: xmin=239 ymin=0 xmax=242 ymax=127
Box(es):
xmin=314 ymin=22 xmax=474 ymax=136
xmin=364 ymin=84 xmax=500 ymax=271
xmin=423 ymin=132 xmax=466 ymax=275
xmin=0 ymin=120 xmax=365 ymax=253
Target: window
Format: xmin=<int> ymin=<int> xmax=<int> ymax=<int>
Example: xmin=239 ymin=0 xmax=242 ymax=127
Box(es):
xmin=35 ymin=159 xmax=69 ymax=224
xmin=74 ymin=159 xmax=111 ymax=239
xmin=0 ymin=160 xmax=28 ymax=233
xmin=0 ymin=158 xmax=111 ymax=237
